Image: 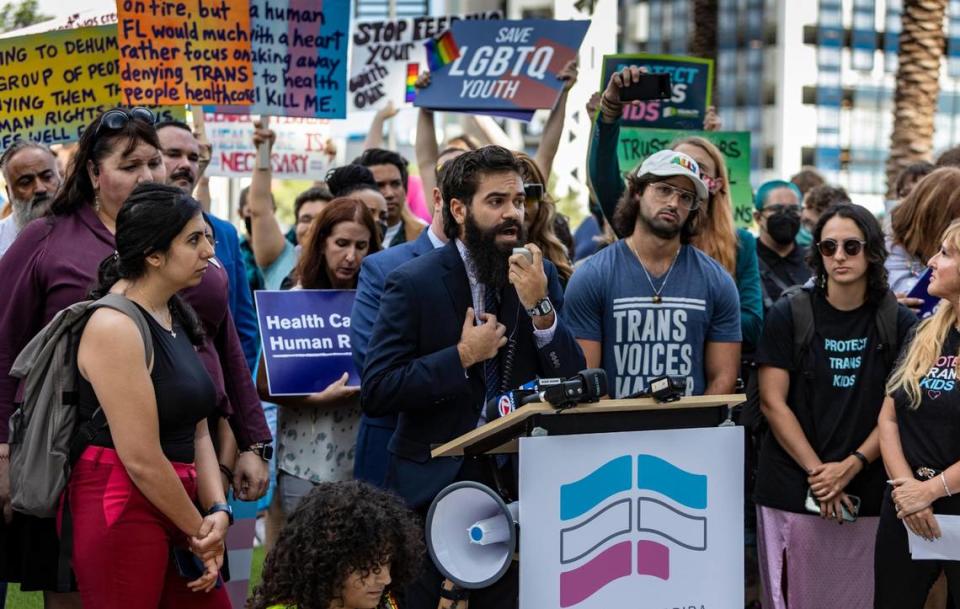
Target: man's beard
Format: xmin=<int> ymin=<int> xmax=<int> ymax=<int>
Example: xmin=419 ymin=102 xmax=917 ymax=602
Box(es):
xmin=464 ymin=211 xmax=525 ymax=292
xmin=11 ymin=193 xmax=51 ymax=230
xmin=638 ymin=201 xmax=683 ymax=240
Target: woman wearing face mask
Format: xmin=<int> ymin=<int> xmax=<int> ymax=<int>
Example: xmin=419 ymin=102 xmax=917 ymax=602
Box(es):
xmin=257 ymin=198 xmax=382 ymax=515
xmin=0 ymin=107 xmax=166 ymax=603
xmin=754 ymin=204 xmax=916 ymax=609
xmin=753 ymin=180 xmax=812 ymax=310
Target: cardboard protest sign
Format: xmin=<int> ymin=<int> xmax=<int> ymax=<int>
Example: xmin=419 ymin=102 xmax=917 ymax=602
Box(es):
xmin=117 ymin=0 xmax=254 ymax=106
xmin=414 ymin=19 xmax=589 ymax=115
xmin=601 ymin=54 xmax=714 ymax=130
xmin=616 ymin=128 xmax=753 ymax=227
xmin=348 ymin=11 xmax=501 ymax=114
xmin=0 ymin=24 xmax=186 ymax=150
xmin=203 ymin=113 xmax=331 ymax=179
xmin=255 ymin=290 xmax=359 ymax=396
xmin=213 ymin=0 xmax=349 ymax=118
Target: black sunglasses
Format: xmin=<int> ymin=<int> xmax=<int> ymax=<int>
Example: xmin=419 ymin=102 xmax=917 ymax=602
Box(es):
xmin=817 ymin=238 xmax=866 ymax=257
xmin=94 ymin=107 xmax=155 ymax=138
xmin=524 ymin=183 xmax=543 ymax=204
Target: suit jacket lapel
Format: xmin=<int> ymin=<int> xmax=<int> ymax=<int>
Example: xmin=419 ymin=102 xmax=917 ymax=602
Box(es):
xmin=440 ymin=241 xmax=471 ymax=319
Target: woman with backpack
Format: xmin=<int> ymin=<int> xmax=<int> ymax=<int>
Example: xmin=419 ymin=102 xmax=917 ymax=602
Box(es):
xmin=876 ymin=218 xmax=960 ymax=607
xmin=753 ymin=204 xmax=916 ymax=609
xmin=67 ymin=183 xmax=230 ymax=607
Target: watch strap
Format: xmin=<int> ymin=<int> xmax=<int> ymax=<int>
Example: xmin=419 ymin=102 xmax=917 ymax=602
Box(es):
xmin=439 ymin=585 xmax=470 ymax=601
xmin=205 ymin=502 xmax=234 ymax=526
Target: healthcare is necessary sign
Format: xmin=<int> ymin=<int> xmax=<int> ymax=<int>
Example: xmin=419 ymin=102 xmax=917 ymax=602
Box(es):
xmin=204 ymin=113 xmax=331 ymax=179
xmin=255 ymin=290 xmax=358 ymax=396
xmin=617 ymin=128 xmax=753 ymax=228
xmin=415 ymin=19 xmax=588 ymax=114
xmin=520 ymin=427 xmax=743 ymax=609
xmin=601 ymin=53 xmax=714 ymax=130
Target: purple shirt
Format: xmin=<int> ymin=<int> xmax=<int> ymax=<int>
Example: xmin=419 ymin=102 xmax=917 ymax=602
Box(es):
xmin=0 ymin=205 xmax=270 ymax=447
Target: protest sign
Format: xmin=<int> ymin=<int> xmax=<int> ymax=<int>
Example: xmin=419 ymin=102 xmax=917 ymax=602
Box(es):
xmin=601 ymin=54 xmax=714 ymax=129
xmin=617 ymin=128 xmax=753 ymax=227
xmin=348 ymin=11 xmax=501 ymax=114
xmin=414 ymin=19 xmax=589 ymax=114
xmin=0 ymin=23 xmax=186 ymax=150
xmin=255 ymin=290 xmax=359 ymax=396
xmin=204 ymin=113 xmax=331 ymax=179
xmin=214 ymin=0 xmax=349 ymax=118
xmin=117 ymin=0 xmax=254 ymax=106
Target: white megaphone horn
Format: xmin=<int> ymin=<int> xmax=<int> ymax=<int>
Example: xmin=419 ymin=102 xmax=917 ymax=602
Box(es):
xmin=425 ymin=481 xmax=519 ymax=589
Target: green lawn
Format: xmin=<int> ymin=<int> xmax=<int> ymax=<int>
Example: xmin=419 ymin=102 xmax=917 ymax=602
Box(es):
xmin=5 ymin=546 xmax=266 ymax=609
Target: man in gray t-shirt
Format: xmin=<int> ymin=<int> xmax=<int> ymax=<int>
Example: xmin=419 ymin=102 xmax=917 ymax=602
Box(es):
xmin=565 ymin=143 xmax=741 ymax=398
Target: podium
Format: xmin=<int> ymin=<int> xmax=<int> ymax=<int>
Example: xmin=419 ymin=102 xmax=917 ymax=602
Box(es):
xmin=430 ymin=395 xmax=747 ymax=609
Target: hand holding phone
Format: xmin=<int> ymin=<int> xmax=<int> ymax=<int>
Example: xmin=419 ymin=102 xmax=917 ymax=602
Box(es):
xmin=619 ymin=73 xmax=672 ymax=102
xmin=805 ymin=488 xmax=860 ymax=522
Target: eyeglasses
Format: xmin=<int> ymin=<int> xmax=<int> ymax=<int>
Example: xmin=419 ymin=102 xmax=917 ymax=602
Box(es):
xmin=700 ymin=173 xmax=722 ymax=195
xmin=817 ymin=238 xmax=866 ymax=258
xmin=94 ymin=107 xmax=155 ymax=138
xmin=649 ymin=182 xmax=700 ymax=210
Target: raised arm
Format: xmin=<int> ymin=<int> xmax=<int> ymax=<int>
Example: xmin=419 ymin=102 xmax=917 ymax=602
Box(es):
xmin=249 ymin=121 xmax=286 ymax=269
xmin=363 ymin=101 xmax=400 ymax=150
xmin=534 ymin=59 xmax=578 ymax=180
xmin=414 ymin=73 xmax=441 ymax=202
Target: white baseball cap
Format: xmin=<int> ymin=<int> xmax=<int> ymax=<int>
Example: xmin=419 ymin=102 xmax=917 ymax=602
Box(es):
xmin=635 ymin=149 xmax=708 ymax=202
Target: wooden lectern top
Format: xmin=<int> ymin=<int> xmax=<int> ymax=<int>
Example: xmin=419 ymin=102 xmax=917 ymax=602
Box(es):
xmin=430 ymin=394 xmax=745 ymax=458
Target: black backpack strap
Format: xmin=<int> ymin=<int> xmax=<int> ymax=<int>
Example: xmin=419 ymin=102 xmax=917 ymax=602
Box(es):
xmin=875 ymin=291 xmax=901 ymax=370
xmin=786 ymin=287 xmax=815 ymax=368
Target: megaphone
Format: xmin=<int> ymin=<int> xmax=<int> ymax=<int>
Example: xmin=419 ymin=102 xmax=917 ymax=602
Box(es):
xmin=425 ymin=481 xmax=519 ymax=589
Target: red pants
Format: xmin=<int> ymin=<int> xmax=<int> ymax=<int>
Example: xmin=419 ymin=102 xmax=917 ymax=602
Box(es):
xmin=62 ymin=446 xmax=232 ymax=609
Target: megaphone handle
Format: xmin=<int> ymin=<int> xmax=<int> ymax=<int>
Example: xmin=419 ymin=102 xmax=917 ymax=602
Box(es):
xmin=482 ymin=454 xmax=514 ymax=504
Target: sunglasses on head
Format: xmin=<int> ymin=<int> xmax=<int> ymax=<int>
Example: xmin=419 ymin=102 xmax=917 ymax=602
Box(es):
xmin=817 ymin=238 xmax=866 ymax=257
xmin=94 ymin=107 xmax=155 ymax=138
xmin=700 ymin=172 xmax=722 ymax=195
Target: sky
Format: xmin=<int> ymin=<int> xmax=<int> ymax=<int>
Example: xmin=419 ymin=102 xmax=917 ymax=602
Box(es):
xmin=36 ymin=0 xmax=114 ymax=21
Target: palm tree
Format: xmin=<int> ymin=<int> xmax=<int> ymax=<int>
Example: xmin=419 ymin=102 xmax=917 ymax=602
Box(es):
xmin=886 ymin=0 xmax=947 ymax=197
xmin=689 ymin=0 xmax=718 ymax=64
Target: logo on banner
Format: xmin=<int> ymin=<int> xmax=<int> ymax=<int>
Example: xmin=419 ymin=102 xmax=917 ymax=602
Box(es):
xmin=557 ymin=455 xmax=707 ymax=607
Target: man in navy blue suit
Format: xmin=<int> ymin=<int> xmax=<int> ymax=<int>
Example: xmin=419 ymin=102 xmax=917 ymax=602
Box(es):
xmin=362 ymin=146 xmax=585 ymax=609
xmin=350 ymin=148 xmax=464 ymax=487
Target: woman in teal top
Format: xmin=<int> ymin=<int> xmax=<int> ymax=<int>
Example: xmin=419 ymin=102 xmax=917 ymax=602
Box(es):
xmin=587 ymin=71 xmax=763 ymax=348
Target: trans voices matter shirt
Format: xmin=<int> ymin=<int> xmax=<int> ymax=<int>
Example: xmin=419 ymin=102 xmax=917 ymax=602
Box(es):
xmin=564 ymin=240 xmax=741 ymax=398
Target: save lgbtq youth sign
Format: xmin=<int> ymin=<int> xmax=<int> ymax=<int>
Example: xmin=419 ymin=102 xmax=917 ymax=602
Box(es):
xmin=600 ymin=53 xmax=713 ymax=130
xmin=255 ymin=290 xmax=359 ymax=396
xmin=414 ymin=19 xmax=588 ymax=115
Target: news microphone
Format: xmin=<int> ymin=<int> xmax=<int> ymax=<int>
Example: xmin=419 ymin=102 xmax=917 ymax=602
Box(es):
xmin=520 ymin=368 xmax=608 ymax=408
xmin=483 ymin=389 xmax=536 ymax=422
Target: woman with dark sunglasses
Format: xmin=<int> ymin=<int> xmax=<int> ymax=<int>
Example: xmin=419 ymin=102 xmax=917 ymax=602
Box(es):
xmin=753 ymin=204 xmax=916 ymax=609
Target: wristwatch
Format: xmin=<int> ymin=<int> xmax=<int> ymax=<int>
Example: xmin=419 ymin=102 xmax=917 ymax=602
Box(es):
xmin=205 ymin=502 xmax=234 ymax=526
xmin=525 ymin=297 xmax=554 ymax=318
xmin=243 ymin=442 xmax=274 ymax=462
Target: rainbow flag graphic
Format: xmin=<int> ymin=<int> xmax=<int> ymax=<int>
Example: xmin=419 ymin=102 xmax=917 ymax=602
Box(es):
xmin=405 ymin=63 xmax=419 ymax=103
xmin=425 ymin=31 xmax=461 ymax=72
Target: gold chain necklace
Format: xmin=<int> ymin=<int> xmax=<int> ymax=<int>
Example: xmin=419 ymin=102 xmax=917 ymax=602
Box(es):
xmin=626 ymin=237 xmax=681 ymax=304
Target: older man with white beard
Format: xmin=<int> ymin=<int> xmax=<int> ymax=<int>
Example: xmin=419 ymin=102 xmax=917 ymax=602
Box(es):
xmin=0 ymin=142 xmax=61 ymax=258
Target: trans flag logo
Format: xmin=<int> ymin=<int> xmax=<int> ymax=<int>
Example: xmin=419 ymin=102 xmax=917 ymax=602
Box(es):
xmin=557 ymin=455 xmax=707 ymax=607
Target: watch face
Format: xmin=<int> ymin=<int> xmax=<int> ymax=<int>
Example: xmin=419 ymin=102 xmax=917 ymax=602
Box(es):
xmin=261 ymin=445 xmax=274 ymax=460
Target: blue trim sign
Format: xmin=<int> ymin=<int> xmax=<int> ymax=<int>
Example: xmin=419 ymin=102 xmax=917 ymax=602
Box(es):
xmin=255 ymin=289 xmax=359 ymax=396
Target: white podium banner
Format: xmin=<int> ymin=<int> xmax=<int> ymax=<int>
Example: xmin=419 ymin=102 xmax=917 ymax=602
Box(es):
xmin=519 ymin=426 xmax=744 ymax=609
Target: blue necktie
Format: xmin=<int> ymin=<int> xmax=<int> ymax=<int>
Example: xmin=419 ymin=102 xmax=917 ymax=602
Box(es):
xmin=483 ymin=285 xmax=501 ymax=401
